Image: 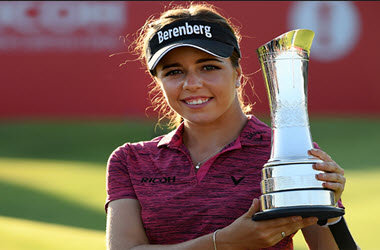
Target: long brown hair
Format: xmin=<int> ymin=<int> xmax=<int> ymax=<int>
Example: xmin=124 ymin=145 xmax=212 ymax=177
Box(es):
xmin=130 ymin=2 xmax=253 ymax=129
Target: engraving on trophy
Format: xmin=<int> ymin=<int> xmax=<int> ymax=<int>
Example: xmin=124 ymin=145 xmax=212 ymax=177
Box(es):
xmin=273 ymin=99 xmax=309 ymax=128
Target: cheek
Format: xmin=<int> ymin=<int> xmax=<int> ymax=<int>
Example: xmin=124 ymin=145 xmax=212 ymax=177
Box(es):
xmin=213 ymin=76 xmax=237 ymax=100
xmin=160 ymin=82 xmax=180 ymax=105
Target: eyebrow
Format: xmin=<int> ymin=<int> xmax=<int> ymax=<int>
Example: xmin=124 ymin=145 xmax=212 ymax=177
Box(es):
xmin=161 ymin=58 xmax=224 ymax=71
xmin=161 ymin=63 xmax=181 ymax=71
xmin=196 ymin=58 xmax=224 ymax=64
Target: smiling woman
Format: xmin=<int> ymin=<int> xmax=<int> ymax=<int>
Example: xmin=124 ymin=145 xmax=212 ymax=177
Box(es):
xmin=131 ymin=3 xmax=249 ymax=129
xmin=154 ymin=47 xmax=243 ymax=128
xmin=105 ymin=2 xmax=358 ymax=250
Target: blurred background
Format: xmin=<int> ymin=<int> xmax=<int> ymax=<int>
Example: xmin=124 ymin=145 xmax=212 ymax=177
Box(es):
xmin=0 ymin=1 xmax=378 ymax=249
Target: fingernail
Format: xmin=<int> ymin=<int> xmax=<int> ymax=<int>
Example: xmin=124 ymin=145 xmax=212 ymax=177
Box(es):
xmin=309 ymin=217 xmax=318 ymax=223
xmin=315 ymin=173 xmax=323 ymax=179
xmin=293 ymin=216 xmax=302 ymax=222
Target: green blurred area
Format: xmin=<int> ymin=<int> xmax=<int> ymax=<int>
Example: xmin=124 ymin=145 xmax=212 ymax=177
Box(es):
xmin=0 ymin=116 xmax=378 ymax=169
xmin=0 ymin=119 xmax=164 ymax=165
xmin=0 ymin=116 xmax=379 ymax=249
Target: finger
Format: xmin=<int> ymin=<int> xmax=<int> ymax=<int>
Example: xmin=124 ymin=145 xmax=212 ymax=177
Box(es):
xmin=308 ymin=149 xmax=334 ymax=162
xmin=246 ymin=198 xmax=261 ymax=217
xmin=316 ymin=172 xmax=346 ymax=185
xmin=313 ymin=162 xmax=344 ymax=175
xmin=275 ymin=217 xmax=318 ymax=239
xmin=260 ymin=215 xmax=303 ymax=228
xmin=322 ymin=181 xmax=345 ymax=192
xmin=292 ymin=217 xmax=318 ymax=229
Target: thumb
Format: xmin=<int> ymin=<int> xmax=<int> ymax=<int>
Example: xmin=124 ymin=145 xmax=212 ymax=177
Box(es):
xmin=245 ymin=198 xmax=261 ymax=218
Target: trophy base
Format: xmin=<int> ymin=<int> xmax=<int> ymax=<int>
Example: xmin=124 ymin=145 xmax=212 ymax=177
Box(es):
xmin=252 ymin=206 xmax=345 ymax=226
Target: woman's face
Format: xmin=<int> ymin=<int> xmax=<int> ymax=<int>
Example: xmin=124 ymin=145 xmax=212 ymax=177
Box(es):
xmin=154 ymin=46 xmax=242 ymax=126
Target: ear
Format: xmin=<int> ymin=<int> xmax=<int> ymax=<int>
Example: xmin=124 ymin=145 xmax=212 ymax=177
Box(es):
xmin=235 ymin=64 xmax=242 ymax=88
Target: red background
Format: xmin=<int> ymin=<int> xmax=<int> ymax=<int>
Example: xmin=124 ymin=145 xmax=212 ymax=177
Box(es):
xmin=1 ymin=1 xmax=379 ymax=120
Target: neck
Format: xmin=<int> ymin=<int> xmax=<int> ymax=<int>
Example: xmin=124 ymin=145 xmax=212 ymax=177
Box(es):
xmin=182 ymin=108 xmax=248 ymax=153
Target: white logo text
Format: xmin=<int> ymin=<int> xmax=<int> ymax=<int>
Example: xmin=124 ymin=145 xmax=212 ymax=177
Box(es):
xmin=157 ymin=22 xmax=212 ymax=44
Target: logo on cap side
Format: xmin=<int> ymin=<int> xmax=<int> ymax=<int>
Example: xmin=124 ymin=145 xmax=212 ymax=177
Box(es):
xmin=157 ymin=22 xmax=212 ymax=44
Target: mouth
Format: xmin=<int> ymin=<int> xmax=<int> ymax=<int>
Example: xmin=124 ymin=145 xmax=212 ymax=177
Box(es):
xmin=183 ymin=97 xmax=212 ymax=105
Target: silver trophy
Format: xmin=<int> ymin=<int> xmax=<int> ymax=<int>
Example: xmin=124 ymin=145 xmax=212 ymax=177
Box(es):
xmin=252 ymin=29 xmax=344 ymax=224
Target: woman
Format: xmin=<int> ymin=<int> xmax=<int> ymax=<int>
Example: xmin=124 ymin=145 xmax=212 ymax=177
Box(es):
xmin=106 ymin=3 xmax=357 ymax=249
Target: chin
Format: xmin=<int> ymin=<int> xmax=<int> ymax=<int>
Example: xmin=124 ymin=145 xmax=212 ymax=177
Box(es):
xmin=184 ymin=114 xmax=221 ymax=125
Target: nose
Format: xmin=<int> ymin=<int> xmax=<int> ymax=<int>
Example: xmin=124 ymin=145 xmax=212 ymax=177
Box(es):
xmin=183 ymin=71 xmax=202 ymax=91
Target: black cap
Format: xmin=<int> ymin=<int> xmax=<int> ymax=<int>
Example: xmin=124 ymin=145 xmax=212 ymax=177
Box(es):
xmin=147 ymin=19 xmax=241 ymax=71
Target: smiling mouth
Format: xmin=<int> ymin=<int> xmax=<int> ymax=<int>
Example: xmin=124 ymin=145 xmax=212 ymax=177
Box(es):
xmin=184 ymin=98 xmax=211 ymax=105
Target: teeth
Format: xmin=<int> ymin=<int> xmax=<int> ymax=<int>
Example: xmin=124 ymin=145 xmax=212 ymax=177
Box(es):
xmin=185 ymin=98 xmax=209 ymax=105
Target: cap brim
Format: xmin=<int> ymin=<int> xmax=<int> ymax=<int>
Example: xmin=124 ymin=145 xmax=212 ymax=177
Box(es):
xmin=148 ymin=39 xmax=235 ymax=70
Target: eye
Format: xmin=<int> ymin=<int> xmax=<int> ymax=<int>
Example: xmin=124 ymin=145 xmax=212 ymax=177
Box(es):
xmin=202 ymin=65 xmax=221 ymax=71
xmin=165 ymin=69 xmax=183 ymax=76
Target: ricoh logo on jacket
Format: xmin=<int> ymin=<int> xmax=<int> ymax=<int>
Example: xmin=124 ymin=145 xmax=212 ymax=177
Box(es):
xmin=157 ymin=22 xmax=212 ymax=44
xmin=141 ymin=176 xmax=176 ymax=184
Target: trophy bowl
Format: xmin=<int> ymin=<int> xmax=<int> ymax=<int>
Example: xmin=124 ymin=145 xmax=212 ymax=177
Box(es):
xmin=252 ymin=29 xmax=344 ymax=225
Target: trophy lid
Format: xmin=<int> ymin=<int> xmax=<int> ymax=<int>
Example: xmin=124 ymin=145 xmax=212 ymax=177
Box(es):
xmin=257 ymin=29 xmax=315 ymax=57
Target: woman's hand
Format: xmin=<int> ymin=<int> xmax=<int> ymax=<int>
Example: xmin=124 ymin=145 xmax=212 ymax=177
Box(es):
xmin=217 ymin=199 xmax=318 ymax=249
xmin=308 ymin=148 xmax=346 ymax=203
